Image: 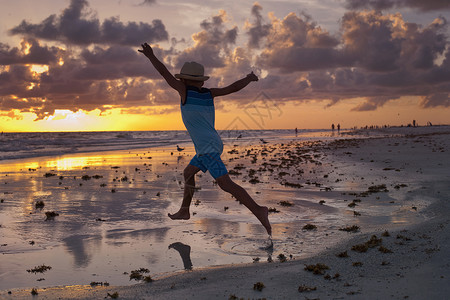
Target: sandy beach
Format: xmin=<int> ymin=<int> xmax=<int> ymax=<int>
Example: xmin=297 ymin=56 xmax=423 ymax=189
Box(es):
xmin=1 ymin=126 xmax=449 ymax=299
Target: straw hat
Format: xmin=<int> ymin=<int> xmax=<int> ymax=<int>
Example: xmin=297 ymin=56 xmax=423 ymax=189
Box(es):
xmin=175 ymin=62 xmax=209 ymax=81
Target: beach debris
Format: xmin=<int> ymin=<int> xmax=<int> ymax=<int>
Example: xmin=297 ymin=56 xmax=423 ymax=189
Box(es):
xmin=304 ymin=263 xmax=330 ymax=275
xmin=352 ymin=262 xmax=363 ymax=267
xmin=90 ymin=281 xmax=109 ymax=287
xmin=268 ymin=207 xmax=280 ymax=213
xmin=282 ymin=181 xmax=303 ymax=188
xmin=228 ymin=170 xmax=241 ymax=176
xmin=253 ymin=257 xmax=260 ymax=263
xmin=319 ymin=200 xmax=326 ymax=205
xmin=366 ymin=235 xmax=382 ymax=248
xmin=368 ymin=184 xmax=388 ymax=193
xmin=44 ymin=173 xmax=57 ymax=178
xmin=348 ymin=202 xmax=357 ymax=208
xmin=336 ymin=251 xmax=349 ymax=258
xmin=353 ymin=211 xmax=361 ymax=216
xmin=111 ymin=189 xmax=116 ymax=193
xmin=45 ymin=211 xmax=59 ymax=220
xmin=279 ymin=200 xmax=293 ymax=207
xmin=351 ymin=243 xmax=369 ymax=253
xmin=339 ymin=225 xmax=360 ymax=233
xmin=352 ymin=235 xmax=383 ymax=252
xmin=378 ymin=246 xmax=393 ymax=253
xmin=81 ymin=175 xmax=91 ymax=180
xmin=277 ymin=253 xmax=287 ymax=262
xmin=382 ymin=230 xmax=390 ymax=237
xmin=27 ymin=264 xmax=52 ymax=274
xmin=106 ymin=292 xmax=119 ymax=299
xmin=298 ymin=285 xmax=317 ymax=292
xmin=129 ymin=268 xmax=152 ymax=282
xmin=224 ymin=206 xmax=229 ymax=211
xmin=253 ymin=281 xmax=265 ymax=291
xmin=31 ymin=288 xmax=38 ymax=295
xmin=249 ymin=177 xmax=261 ymax=184
xmin=303 ymin=224 xmax=317 ymax=230
xmin=35 ymin=201 xmax=45 ymax=209
xmin=394 ymin=184 xmax=408 ymax=189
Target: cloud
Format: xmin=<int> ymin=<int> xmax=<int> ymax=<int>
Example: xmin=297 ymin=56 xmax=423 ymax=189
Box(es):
xmin=246 ymin=2 xmax=271 ymax=49
xmin=9 ymin=0 xmax=168 ymax=46
xmin=0 ymin=39 xmax=59 ymax=65
xmin=344 ymin=0 xmax=450 ymax=11
xmin=420 ymin=93 xmax=450 ymax=107
xmin=1 ymin=2 xmax=450 ymax=120
xmin=175 ymin=10 xmax=238 ymax=68
xmin=256 ymin=11 xmax=342 ymax=72
xmin=138 ymin=0 xmax=156 ymax=6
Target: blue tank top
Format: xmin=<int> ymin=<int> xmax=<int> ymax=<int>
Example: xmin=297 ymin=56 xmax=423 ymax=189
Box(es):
xmin=180 ymin=86 xmax=223 ymax=154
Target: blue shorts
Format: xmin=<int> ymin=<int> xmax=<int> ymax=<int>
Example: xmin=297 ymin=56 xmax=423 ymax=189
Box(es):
xmin=189 ymin=153 xmax=228 ymax=179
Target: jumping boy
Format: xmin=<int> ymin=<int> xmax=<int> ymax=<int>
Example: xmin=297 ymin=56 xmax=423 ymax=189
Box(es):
xmin=139 ymin=43 xmax=271 ymax=236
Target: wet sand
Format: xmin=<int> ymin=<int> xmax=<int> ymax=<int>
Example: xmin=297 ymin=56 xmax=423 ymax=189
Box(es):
xmin=1 ymin=126 xmax=449 ymax=299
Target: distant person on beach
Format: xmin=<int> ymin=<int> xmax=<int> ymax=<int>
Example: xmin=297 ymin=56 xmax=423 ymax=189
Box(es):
xmin=139 ymin=43 xmax=271 ymax=236
xmin=331 ymin=123 xmax=335 ymax=131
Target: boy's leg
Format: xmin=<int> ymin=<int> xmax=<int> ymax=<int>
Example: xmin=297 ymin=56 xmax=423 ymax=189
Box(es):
xmin=168 ymin=164 xmax=201 ymax=220
xmin=216 ymin=174 xmax=272 ymax=236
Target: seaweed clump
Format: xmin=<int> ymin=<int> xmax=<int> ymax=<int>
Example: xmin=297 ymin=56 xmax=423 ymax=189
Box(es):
xmin=253 ymin=282 xmax=265 ymax=291
xmin=298 ymin=285 xmax=317 ymax=292
xmin=339 ymin=225 xmax=360 ymax=233
xmin=45 ymin=211 xmax=59 ymax=220
xmin=27 ymin=265 xmax=52 ymax=273
xmin=304 ymin=263 xmax=329 ymax=275
xmin=129 ymin=268 xmax=152 ymax=282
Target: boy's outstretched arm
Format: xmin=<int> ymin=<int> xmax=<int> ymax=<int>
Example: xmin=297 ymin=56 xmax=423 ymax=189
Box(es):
xmin=138 ymin=43 xmax=184 ymax=93
xmin=210 ymin=72 xmax=258 ymax=98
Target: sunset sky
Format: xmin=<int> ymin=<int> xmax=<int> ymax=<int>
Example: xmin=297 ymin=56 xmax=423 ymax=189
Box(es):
xmin=0 ymin=0 xmax=449 ymax=132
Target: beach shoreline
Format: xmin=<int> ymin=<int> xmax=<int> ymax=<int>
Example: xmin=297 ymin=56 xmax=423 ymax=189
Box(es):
xmin=1 ymin=126 xmax=449 ymax=299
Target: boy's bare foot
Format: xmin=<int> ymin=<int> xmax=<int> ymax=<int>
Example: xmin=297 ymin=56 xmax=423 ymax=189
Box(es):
xmin=168 ymin=207 xmax=190 ymax=220
xmin=256 ymin=206 xmax=272 ymax=236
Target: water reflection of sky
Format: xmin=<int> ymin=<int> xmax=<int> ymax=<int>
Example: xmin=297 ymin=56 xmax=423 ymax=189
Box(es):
xmin=0 ymin=144 xmax=438 ymax=290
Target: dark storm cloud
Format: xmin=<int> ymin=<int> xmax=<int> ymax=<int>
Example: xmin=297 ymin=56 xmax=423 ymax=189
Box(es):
xmin=9 ymin=0 xmax=168 ymax=46
xmin=344 ymin=0 xmax=450 ymax=11
xmin=0 ymin=39 xmax=59 ymax=65
xmin=420 ymin=93 xmax=450 ymax=107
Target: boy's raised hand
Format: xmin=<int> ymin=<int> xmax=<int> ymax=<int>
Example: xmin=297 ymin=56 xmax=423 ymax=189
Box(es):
xmin=247 ymin=71 xmax=259 ymax=82
xmin=138 ymin=43 xmax=154 ymax=57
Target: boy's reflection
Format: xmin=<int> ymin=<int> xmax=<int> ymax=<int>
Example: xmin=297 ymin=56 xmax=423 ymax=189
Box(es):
xmin=169 ymin=242 xmax=193 ymax=270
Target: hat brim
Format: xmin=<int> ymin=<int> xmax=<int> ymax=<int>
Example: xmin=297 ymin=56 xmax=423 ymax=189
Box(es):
xmin=175 ymin=74 xmax=209 ymax=81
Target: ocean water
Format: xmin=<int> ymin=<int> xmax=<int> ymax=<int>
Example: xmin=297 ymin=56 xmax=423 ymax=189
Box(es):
xmin=0 ymin=129 xmax=340 ymax=161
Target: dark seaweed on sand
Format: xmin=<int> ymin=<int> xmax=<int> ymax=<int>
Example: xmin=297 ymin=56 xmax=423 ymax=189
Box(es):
xmin=339 ymin=225 xmax=360 ymax=232
xmin=304 ymin=263 xmax=329 ymax=275
xmin=45 ymin=211 xmax=59 ymax=220
xmin=253 ymin=282 xmax=265 ymax=291
xmin=27 ymin=264 xmax=52 ymax=273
